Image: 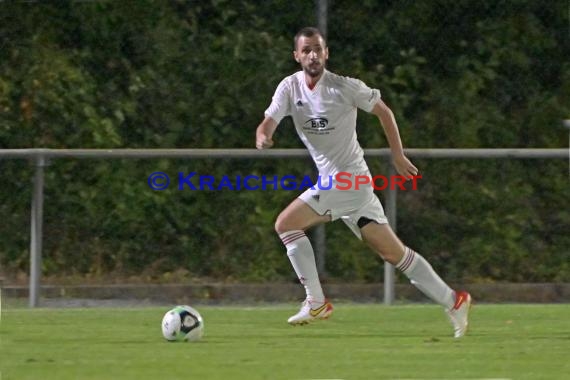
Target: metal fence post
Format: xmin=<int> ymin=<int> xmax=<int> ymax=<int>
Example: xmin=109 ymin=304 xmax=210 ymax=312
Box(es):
xmin=384 ymin=165 xmax=398 ymax=305
xmin=29 ymin=154 xmax=46 ymax=308
xmin=316 ymin=0 xmax=328 ymax=38
xmin=562 ymin=119 xmax=570 ymax=175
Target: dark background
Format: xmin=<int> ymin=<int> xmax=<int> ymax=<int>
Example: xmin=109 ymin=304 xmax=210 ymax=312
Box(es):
xmin=0 ymin=0 xmax=568 ymax=285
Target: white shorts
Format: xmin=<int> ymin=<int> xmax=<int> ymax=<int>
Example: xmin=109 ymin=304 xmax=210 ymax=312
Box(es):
xmin=298 ymin=174 xmax=388 ymax=240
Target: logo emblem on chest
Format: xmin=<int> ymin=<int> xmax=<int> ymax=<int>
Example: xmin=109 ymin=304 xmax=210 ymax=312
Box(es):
xmin=304 ymin=117 xmax=329 ymax=131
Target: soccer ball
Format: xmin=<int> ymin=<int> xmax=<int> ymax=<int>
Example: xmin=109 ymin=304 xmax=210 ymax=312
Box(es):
xmin=161 ymin=305 xmax=204 ymax=342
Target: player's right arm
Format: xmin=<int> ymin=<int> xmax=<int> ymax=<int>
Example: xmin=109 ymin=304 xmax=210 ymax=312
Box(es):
xmin=255 ymin=117 xmax=277 ymax=149
xmin=257 ymin=77 xmax=291 ymax=150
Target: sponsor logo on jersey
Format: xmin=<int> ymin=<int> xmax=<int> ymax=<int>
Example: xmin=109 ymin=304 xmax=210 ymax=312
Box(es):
xmin=303 ymin=117 xmax=334 ymax=134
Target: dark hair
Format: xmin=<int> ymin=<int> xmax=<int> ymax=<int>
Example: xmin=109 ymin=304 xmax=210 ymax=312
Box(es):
xmin=294 ymin=27 xmax=326 ymax=50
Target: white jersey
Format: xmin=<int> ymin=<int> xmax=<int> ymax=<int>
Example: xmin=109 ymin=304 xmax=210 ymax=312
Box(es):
xmin=265 ymin=69 xmax=381 ymax=180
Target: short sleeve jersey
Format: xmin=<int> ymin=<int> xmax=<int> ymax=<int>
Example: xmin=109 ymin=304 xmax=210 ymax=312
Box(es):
xmin=264 ymin=70 xmax=381 ymax=179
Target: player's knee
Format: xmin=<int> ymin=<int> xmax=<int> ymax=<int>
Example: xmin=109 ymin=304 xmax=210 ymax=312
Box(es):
xmin=274 ymin=214 xmax=289 ymax=234
xmin=274 ymin=213 xmax=302 ymax=234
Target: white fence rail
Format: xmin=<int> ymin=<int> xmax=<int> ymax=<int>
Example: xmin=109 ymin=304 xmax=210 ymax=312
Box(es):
xmin=0 ymin=148 xmax=567 ymax=307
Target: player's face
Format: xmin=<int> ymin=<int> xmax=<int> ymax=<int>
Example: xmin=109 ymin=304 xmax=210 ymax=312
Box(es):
xmin=294 ymin=35 xmax=328 ymax=78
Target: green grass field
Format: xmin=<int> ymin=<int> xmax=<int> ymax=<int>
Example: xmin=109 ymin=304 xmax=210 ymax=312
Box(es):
xmin=1 ymin=303 xmax=569 ymax=380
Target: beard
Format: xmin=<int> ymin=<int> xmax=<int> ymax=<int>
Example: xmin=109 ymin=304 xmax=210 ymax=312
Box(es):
xmin=303 ymin=62 xmax=324 ymax=78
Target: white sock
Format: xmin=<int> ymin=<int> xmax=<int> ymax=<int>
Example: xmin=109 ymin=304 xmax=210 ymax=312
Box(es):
xmin=397 ymin=247 xmax=455 ymax=309
xmin=279 ymin=230 xmax=325 ymax=303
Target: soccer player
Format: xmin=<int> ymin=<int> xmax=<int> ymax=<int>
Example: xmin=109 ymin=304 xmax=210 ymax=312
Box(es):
xmin=255 ymin=27 xmax=472 ymax=338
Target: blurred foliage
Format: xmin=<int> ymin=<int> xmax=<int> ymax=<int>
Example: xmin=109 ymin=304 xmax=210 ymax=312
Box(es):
xmin=0 ymin=0 xmax=568 ymax=284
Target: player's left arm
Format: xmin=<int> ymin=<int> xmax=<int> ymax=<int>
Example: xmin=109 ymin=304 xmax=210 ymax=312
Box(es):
xmin=370 ymin=100 xmax=419 ymax=178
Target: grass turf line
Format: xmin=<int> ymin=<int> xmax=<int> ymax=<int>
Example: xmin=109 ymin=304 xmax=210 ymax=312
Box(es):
xmin=1 ymin=304 xmax=569 ymax=380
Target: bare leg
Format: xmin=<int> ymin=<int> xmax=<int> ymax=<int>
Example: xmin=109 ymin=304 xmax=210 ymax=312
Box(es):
xmin=360 ymin=222 xmax=455 ymax=308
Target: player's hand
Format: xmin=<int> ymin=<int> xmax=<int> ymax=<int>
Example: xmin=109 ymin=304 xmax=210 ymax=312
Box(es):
xmin=393 ymin=154 xmax=419 ymax=179
xmin=256 ymin=136 xmax=274 ymax=150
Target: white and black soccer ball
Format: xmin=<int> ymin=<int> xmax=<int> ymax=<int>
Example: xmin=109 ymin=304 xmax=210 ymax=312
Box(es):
xmin=161 ymin=305 xmax=204 ymax=342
